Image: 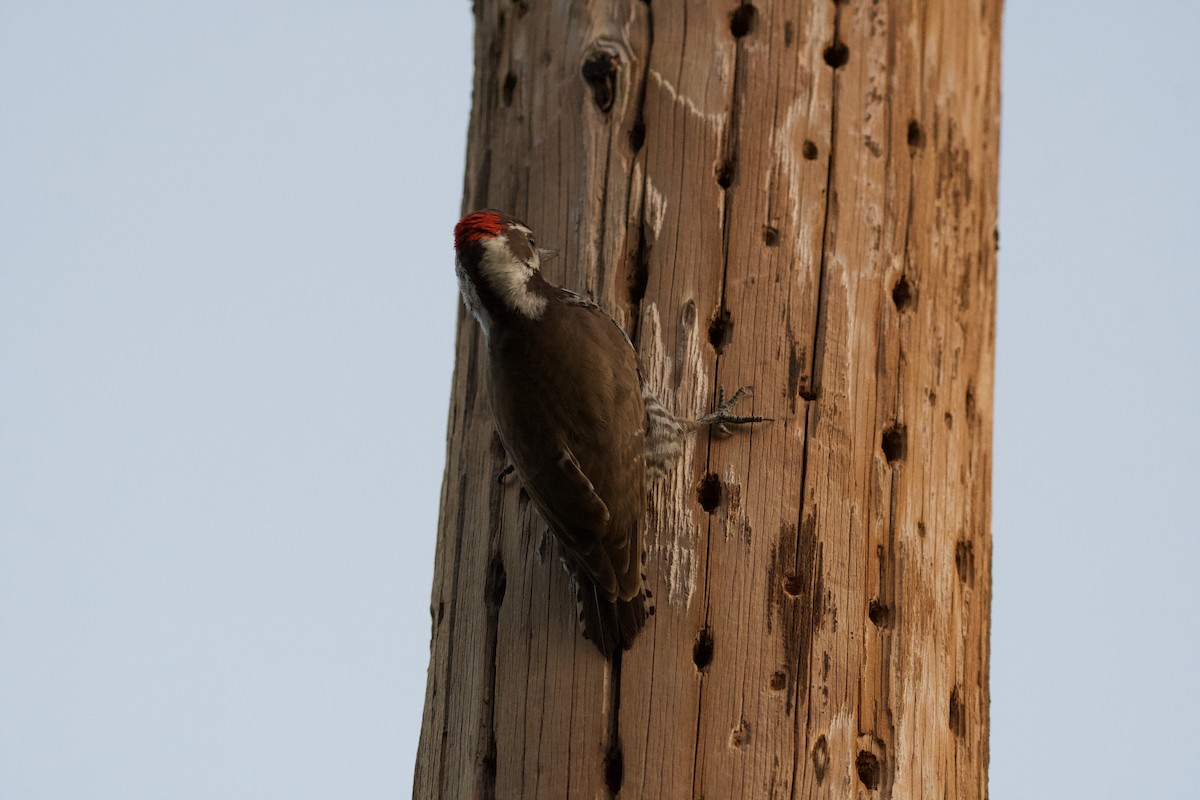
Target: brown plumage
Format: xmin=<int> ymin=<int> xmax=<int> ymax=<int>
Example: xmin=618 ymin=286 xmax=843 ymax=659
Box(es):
xmin=455 ymin=210 xmax=646 ymax=654
xmin=453 ymin=209 xmax=763 ymax=655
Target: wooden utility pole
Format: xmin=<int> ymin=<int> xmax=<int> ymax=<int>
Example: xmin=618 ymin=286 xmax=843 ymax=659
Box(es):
xmin=416 ymin=1 xmax=998 ymax=797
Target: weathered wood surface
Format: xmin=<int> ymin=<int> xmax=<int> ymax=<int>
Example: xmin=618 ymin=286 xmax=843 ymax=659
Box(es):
xmin=415 ymin=2 xmax=999 ymax=798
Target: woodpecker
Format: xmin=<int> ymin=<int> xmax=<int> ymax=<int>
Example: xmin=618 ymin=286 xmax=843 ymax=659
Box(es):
xmin=453 ymin=209 xmax=763 ymax=656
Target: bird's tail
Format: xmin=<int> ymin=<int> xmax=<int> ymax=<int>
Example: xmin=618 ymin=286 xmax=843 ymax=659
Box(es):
xmin=576 ymin=580 xmax=648 ymax=657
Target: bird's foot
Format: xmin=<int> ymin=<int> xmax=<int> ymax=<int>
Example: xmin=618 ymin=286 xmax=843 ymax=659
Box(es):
xmin=696 ymin=385 xmax=770 ymax=437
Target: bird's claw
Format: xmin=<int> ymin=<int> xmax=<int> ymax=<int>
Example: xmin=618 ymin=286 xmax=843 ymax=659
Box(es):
xmin=698 ymin=385 xmax=770 ymax=437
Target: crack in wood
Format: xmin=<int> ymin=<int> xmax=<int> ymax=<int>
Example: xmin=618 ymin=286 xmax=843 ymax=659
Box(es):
xmin=690 ymin=12 xmax=756 ymax=797
xmin=437 ymin=471 xmax=470 ymax=798
xmin=624 ymin=7 xmax=655 ymax=346
xmin=476 ymin=473 xmax=509 ymax=799
xmin=605 ymin=651 xmax=625 ymax=797
xmin=791 ymin=1 xmax=848 ymax=793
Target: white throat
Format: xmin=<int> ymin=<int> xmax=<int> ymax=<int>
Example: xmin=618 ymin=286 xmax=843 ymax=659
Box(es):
xmin=477 ymin=237 xmax=548 ymax=320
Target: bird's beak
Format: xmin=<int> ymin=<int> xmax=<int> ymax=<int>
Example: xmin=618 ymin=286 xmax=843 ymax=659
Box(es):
xmin=538 ymin=248 xmax=559 ymax=263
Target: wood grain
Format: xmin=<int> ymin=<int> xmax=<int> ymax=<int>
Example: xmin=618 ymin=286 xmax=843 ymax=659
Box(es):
xmin=415 ymin=2 xmax=999 ymax=797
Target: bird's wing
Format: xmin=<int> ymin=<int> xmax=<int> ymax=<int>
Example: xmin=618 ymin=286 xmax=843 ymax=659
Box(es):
xmin=522 ymin=446 xmax=621 ymax=598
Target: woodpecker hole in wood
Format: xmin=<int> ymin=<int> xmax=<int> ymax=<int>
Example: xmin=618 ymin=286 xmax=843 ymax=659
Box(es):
xmin=502 ymin=72 xmax=517 ymax=107
xmin=955 ymin=539 xmax=975 ymax=586
xmin=949 ymin=686 xmax=967 ymax=738
xmin=729 ymin=3 xmax=757 ymax=38
xmin=581 ymin=50 xmax=619 ymax=113
xmin=769 ymin=669 xmax=788 ymax=691
xmin=907 ymin=119 xmax=926 ymax=148
xmin=892 ymin=275 xmax=914 ymax=311
xmin=628 ymin=234 xmax=650 ymax=308
xmin=881 ymin=423 xmax=906 ymax=464
xmin=629 ymin=118 xmax=646 ymax=152
xmin=781 ymin=573 xmax=803 ymax=598
xmin=604 ymin=742 xmax=624 ymax=794
xmin=824 ymin=41 xmax=850 ymax=68
xmin=812 ymin=735 xmax=830 ymax=784
xmin=682 ymin=297 xmax=697 ymax=327
xmin=868 ymin=598 xmax=891 ymax=628
xmin=802 ymin=140 xmax=819 ymax=160
xmin=762 ymin=225 xmax=780 ymax=246
xmin=482 ymin=732 xmax=498 ymax=788
xmin=486 ymin=552 xmax=507 ymax=609
xmin=716 ymin=157 xmax=736 ymax=189
xmin=697 ymin=473 xmax=722 ymax=512
xmin=693 ymin=627 xmax=715 ymax=670
xmin=856 ymin=751 xmax=881 ymax=790
xmin=784 ymin=21 xmax=795 ymax=47
xmin=708 ymin=308 xmax=732 ymax=352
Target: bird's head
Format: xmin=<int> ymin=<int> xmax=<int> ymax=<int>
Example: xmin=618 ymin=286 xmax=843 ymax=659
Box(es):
xmin=453 ymin=209 xmax=558 ymax=332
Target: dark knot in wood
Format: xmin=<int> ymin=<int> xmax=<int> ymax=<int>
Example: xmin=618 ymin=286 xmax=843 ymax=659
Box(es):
xmin=582 ymin=46 xmax=621 ymax=113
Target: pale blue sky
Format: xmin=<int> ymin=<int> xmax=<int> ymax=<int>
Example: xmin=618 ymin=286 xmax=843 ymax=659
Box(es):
xmin=1 ymin=2 xmax=1197 ymax=798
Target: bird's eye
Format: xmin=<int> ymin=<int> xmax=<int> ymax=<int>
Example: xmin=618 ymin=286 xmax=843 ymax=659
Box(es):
xmin=528 ymin=236 xmax=537 ymax=248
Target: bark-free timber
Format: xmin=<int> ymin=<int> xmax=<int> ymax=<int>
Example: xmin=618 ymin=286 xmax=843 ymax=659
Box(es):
xmin=416 ymin=2 xmax=999 ymax=797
